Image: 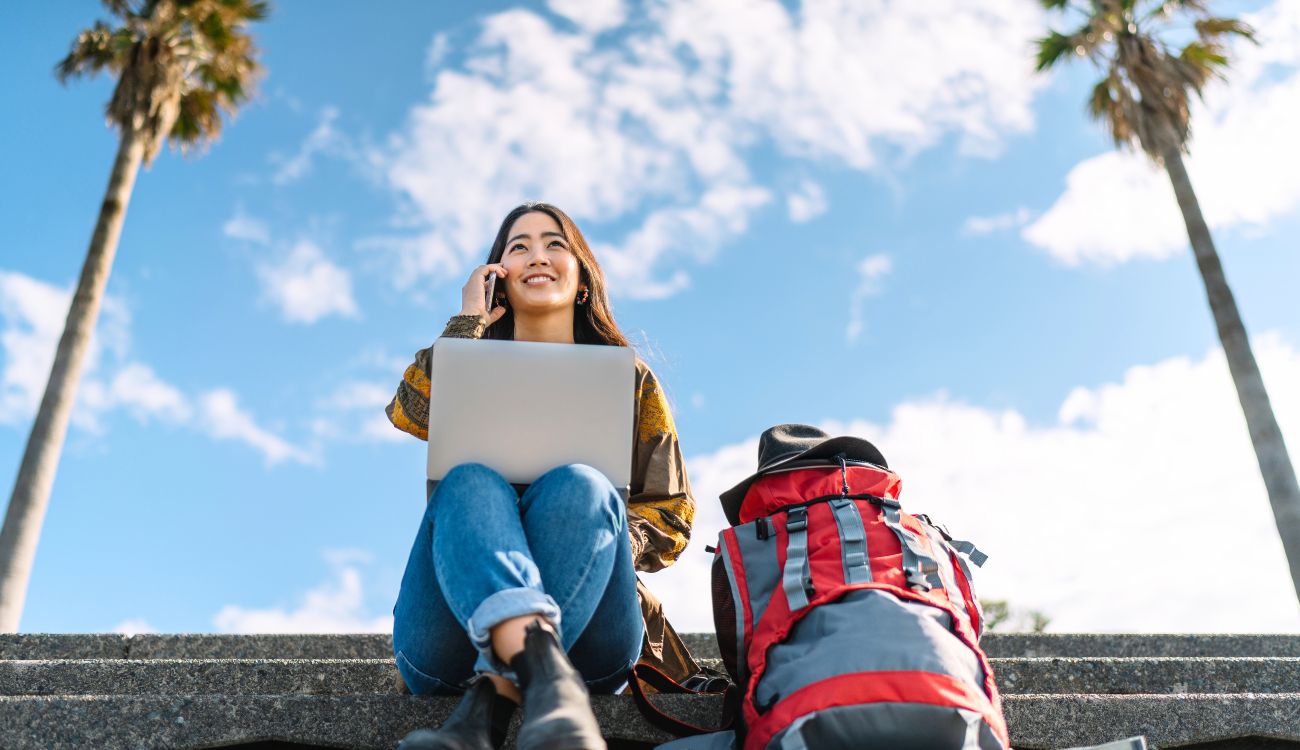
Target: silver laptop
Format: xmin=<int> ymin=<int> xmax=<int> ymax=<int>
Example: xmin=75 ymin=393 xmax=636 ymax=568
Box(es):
xmin=426 ymin=337 xmax=636 ymax=494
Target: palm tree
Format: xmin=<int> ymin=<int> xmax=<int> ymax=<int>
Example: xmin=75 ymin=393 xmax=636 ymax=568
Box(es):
xmin=1036 ymin=0 xmax=1300 ymax=602
xmin=0 ymin=0 xmax=267 ymax=632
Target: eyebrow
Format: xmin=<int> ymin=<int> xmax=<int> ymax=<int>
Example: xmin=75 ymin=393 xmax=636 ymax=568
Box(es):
xmin=506 ymin=231 xmax=566 ymax=245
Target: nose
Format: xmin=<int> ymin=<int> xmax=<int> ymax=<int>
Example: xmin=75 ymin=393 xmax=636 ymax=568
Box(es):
xmin=526 ymin=246 xmax=551 ymax=266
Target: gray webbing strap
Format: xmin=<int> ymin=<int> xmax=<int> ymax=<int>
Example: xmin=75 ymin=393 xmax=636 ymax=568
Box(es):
xmin=949 ymin=546 xmax=979 ymax=592
xmin=946 ymin=538 xmax=988 ymax=636
xmin=952 ymin=540 xmax=989 ymax=567
xmin=920 ymin=523 xmax=970 ymax=624
xmin=780 ymin=508 xmax=812 ymax=612
xmin=882 ymin=506 xmax=942 ymax=591
xmin=830 ymin=499 xmax=872 ymax=584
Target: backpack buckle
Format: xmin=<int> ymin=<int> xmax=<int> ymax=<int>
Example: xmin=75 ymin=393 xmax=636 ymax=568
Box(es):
xmin=785 ymin=508 xmax=808 ymax=533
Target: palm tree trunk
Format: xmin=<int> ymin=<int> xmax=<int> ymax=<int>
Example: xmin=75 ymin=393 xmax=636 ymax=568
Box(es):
xmin=0 ymin=126 xmax=146 ymax=632
xmin=1164 ymin=147 xmax=1300 ymax=603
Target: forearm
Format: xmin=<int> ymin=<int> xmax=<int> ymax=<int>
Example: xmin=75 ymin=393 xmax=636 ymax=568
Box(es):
xmin=385 ymin=315 xmax=487 ymax=439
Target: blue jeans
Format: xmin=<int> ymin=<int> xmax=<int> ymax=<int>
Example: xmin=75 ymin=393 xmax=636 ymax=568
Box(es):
xmin=392 ymin=463 xmax=644 ymax=695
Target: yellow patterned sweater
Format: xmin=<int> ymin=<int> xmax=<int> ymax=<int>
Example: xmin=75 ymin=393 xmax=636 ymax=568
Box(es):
xmin=385 ymin=324 xmax=695 ymax=573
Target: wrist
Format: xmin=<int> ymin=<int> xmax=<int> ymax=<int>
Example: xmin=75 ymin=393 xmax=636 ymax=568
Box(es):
xmin=442 ymin=313 xmax=488 ymax=339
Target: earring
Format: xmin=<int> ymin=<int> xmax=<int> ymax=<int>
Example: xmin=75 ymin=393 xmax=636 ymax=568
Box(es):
xmin=576 ymin=288 xmax=590 ymax=305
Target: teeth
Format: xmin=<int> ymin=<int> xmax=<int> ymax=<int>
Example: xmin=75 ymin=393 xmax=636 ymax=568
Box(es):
xmin=525 ymin=277 xmax=553 ymax=284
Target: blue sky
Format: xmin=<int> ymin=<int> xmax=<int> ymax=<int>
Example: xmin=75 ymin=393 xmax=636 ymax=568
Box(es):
xmin=3 ymin=0 xmax=1300 ymax=635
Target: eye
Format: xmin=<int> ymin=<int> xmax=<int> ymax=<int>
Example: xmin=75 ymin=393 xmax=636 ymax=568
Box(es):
xmin=549 ymin=239 xmax=568 ymax=250
xmin=508 ymin=243 xmax=527 ymax=253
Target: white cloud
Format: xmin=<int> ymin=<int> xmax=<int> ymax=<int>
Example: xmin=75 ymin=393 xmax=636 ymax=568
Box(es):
xmin=846 ymin=254 xmax=892 ymax=342
xmin=963 ymin=206 xmax=1032 ymax=236
xmin=271 ymin=107 xmax=348 ymax=186
xmin=1022 ymin=152 xmax=1183 ymax=265
xmin=595 ymin=183 xmax=772 ymax=299
xmin=317 ymin=380 xmax=407 ymax=444
xmin=257 ymin=240 xmax=359 ymax=324
xmin=81 ymin=363 xmax=191 ymax=424
xmin=547 ymin=0 xmax=627 ymax=34
xmin=0 ymin=270 xmax=154 ymax=430
xmin=374 ymin=0 xmax=1045 ymax=295
xmin=786 ymin=179 xmax=827 ymax=223
xmin=1024 ymin=1 xmax=1300 ymax=265
xmin=222 ymin=209 xmax=271 ymax=245
xmin=112 ymin=618 xmax=159 ymax=636
xmin=0 ymin=271 xmax=75 ymax=424
xmin=425 ymin=32 xmax=451 ymax=73
xmin=213 ymin=550 xmax=391 ymax=633
xmin=651 ymin=336 xmax=1300 ymax=633
xmin=320 ymin=381 xmax=392 ymax=411
xmin=1 ymin=269 xmax=334 ymax=466
xmin=198 ymin=389 xmax=317 ymax=466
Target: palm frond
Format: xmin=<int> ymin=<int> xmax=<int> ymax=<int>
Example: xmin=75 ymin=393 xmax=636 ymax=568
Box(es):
xmin=1088 ymin=77 xmax=1114 ymax=121
xmin=100 ymin=0 xmax=138 ymax=19
xmin=55 ymin=21 xmax=135 ymax=82
xmin=1036 ymin=31 xmax=1078 ymax=71
xmin=1179 ymin=40 xmax=1227 ymax=71
xmin=1195 ymin=17 xmax=1256 ymax=42
xmin=60 ymin=0 xmax=268 ymax=157
xmin=172 ymin=87 xmax=221 ymax=148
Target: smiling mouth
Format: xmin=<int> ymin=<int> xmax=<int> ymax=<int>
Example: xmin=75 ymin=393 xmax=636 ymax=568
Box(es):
xmin=523 ymin=275 xmax=556 ymax=285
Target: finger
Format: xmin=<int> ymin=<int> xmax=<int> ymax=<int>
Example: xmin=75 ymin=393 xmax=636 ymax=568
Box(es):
xmin=488 ymin=305 xmax=508 ymax=325
xmin=489 ymin=263 xmax=508 ymax=277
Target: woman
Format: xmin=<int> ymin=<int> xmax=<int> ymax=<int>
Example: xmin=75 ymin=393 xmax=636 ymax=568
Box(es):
xmin=386 ymin=202 xmax=696 ymax=750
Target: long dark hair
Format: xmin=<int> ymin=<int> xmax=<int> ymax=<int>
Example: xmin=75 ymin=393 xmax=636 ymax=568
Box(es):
xmin=482 ymin=202 xmax=631 ymax=348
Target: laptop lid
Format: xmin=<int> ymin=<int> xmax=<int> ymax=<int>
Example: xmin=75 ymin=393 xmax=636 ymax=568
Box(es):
xmin=426 ymin=338 xmax=637 ymax=490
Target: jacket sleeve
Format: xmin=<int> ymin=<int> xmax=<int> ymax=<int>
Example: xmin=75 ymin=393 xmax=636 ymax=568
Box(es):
xmin=385 ymin=316 xmax=487 ymax=441
xmin=627 ymin=364 xmax=696 ymax=572
xmin=386 ymin=345 xmax=432 ymax=441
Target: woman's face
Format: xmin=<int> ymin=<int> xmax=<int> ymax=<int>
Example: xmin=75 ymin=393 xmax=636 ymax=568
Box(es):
xmin=500 ymin=211 xmax=583 ymax=315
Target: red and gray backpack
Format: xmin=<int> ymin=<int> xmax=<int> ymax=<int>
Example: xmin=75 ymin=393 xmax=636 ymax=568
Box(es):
xmin=709 ymin=425 xmax=1009 ymax=750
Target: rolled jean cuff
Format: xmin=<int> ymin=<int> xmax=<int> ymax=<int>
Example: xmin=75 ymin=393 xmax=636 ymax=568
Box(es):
xmin=467 ymin=587 xmax=562 ymax=679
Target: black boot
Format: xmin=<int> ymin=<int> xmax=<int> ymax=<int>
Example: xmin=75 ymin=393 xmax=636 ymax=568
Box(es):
xmin=397 ymin=676 xmax=518 ymax=750
xmin=510 ymin=621 xmax=606 ymax=750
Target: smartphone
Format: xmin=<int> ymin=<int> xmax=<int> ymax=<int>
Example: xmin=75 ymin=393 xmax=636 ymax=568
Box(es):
xmin=484 ymin=271 xmax=497 ymax=312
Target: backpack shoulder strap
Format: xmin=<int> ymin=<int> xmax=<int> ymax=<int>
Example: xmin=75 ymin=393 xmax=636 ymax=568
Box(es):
xmin=630 ymin=663 xmax=739 ymax=737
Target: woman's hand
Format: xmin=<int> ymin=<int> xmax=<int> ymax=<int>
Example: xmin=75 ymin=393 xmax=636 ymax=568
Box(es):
xmin=460 ymin=263 xmax=509 ymax=325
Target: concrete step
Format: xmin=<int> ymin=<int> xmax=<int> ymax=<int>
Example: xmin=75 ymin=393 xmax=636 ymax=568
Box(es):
xmin=992 ymin=656 xmax=1300 ymax=695
xmin=0 ymin=692 xmax=1296 ymax=750
xmin=3 ymin=656 xmax=1297 ymax=697
xmin=0 ymin=692 xmax=692 ymax=749
xmin=4 ymin=632 xmax=1299 ymax=661
xmin=4 ymin=634 xmax=1299 ymax=748
xmin=1005 ymin=693 xmax=1300 ymax=749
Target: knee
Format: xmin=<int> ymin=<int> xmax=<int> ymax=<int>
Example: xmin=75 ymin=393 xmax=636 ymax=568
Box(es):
xmin=443 ymin=462 xmax=506 ymax=487
xmin=544 ymin=463 xmax=615 ymax=493
xmin=528 ymin=464 xmax=621 ymax=520
xmin=434 ymin=463 xmax=514 ymax=505
xmin=429 ymin=464 xmax=519 ymax=529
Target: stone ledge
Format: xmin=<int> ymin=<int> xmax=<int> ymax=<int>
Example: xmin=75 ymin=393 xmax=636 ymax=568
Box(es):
xmin=1005 ymin=693 xmax=1300 ymax=749
xmin=983 ymin=634 xmax=1300 ymax=659
xmin=1 ymin=693 xmax=1297 ymax=749
xmin=0 ymin=693 xmax=700 ymax=750
xmin=993 ymin=657 xmax=1300 ymax=695
xmin=0 ymin=658 xmax=399 ymax=697
xmin=4 ymin=656 xmax=1298 ymax=697
xmin=5 ymin=633 xmax=1299 ymax=661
